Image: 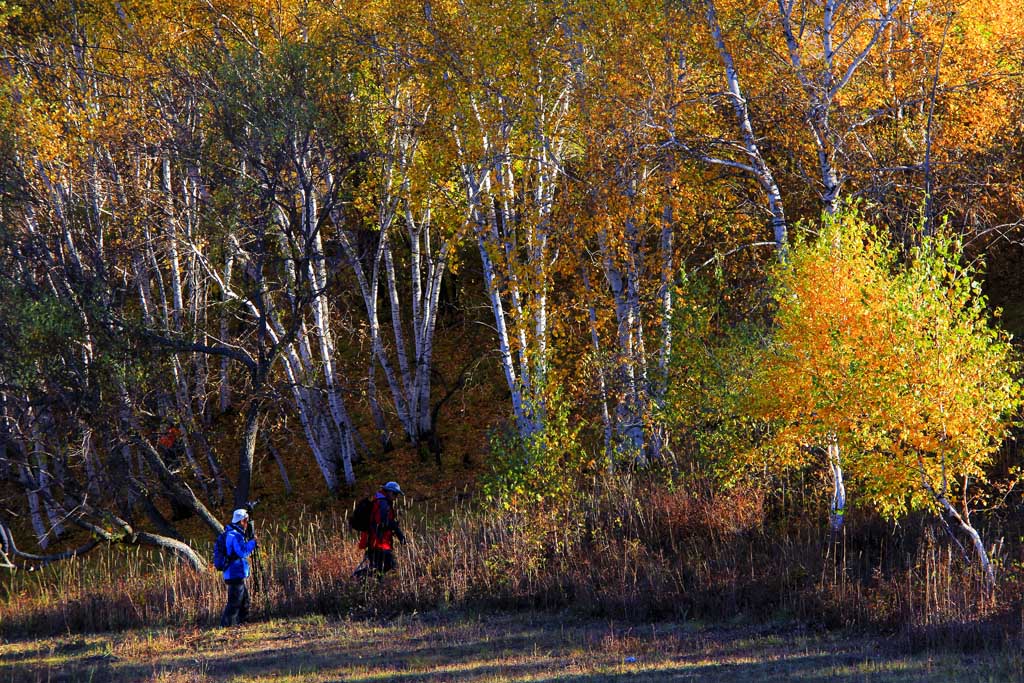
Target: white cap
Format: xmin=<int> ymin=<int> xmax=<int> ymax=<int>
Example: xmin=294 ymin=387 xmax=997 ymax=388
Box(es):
xmin=231 ymin=509 xmax=249 ymax=524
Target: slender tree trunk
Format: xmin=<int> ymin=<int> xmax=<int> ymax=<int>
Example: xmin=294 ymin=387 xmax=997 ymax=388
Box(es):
xmin=302 ymin=182 xmax=354 ymax=469
xmin=384 ymin=245 xmax=415 ymax=411
xmin=599 ymin=223 xmax=644 ymax=460
xmin=20 ymin=465 xmax=50 ymax=549
xmin=29 ymin=413 xmax=65 ymax=540
xmin=135 ymin=531 xmax=206 ymax=572
xmin=275 ymin=349 xmax=343 ymax=490
xmin=474 ymin=207 xmax=533 ymax=435
xmin=266 ymin=213 xmax=349 ymax=489
xmin=828 ymin=439 xmax=846 ymax=532
xmin=704 ymin=0 xmax=788 ymax=250
xmin=81 ymin=426 xmax=103 ymax=497
xmin=336 ymin=227 xmax=415 ymax=442
xmin=219 ymin=226 xmax=236 ymax=414
xmin=265 ymin=440 xmax=293 ymax=495
xmin=118 ymin=387 xmax=223 ymax=535
xmin=235 ymin=397 xmax=261 ymax=509
xmin=935 ymin=495 xmax=995 ymax=589
xmin=368 ymin=360 xmax=394 ymax=451
xmin=921 ymin=468 xmax=995 ymax=589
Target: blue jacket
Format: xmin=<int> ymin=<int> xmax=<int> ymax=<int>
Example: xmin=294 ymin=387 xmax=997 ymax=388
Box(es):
xmin=221 ymin=523 xmax=257 ymax=581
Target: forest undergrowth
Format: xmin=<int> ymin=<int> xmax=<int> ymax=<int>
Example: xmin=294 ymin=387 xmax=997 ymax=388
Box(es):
xmin=2 ymin=474 xmax=1017 ymax=650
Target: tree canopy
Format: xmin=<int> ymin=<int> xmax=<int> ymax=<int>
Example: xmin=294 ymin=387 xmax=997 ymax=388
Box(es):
xmin=0 ymin=0 xmax=1021 ymax=575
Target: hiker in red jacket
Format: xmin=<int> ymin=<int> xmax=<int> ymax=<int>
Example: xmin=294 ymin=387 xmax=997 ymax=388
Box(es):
xmin=356 ymin=481 xmax=406 ymax=577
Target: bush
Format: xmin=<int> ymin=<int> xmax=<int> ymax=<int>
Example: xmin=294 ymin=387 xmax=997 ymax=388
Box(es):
xmin=481 ymin=392 xmax=593 ymax=512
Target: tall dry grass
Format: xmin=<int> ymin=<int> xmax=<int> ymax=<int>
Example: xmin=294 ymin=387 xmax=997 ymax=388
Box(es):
xmin=1 ymin=475 xmax=1014 ymax=643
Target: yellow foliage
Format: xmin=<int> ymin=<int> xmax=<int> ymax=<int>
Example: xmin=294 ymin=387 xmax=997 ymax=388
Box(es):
xmin=748 ymin=211 xmax=1020 ymax=517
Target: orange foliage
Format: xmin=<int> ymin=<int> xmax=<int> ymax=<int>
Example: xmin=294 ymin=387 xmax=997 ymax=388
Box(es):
xmin=747 ymin=211 xmax=1020 ymax=517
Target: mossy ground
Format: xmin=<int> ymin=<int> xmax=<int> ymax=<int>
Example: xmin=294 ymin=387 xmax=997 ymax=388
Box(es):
xmin=2 ymin=609 xmax=1021 ymax=682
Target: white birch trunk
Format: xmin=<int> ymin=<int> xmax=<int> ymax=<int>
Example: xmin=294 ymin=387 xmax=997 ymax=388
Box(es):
xmin=452 ymin=90 xmax=566 ymax=440
xmin=28 ymin=408 xmax=65 ymax=540
xmin=414 ymin=237 xmax=449 ymax=437
xmin=657 ymin=201 xmax=674 ymax=399
xmin=704 ymin=0 xmax=788 ymax=249
xmin=269 ymin=251 xmax=351 ymax=488
xmin=598 ymin=220 xmax=646 ymax=461
xmin=21 ymin=465 xmax=49 ymax=549
xmin=81 ymin=426 xmax=103 ymax=498
xmin=266 ymin=319 xmax=346 ymax=490
xmin=161 ymin=157 xmax=185 ymax=331
xmin=466 ymin=163 xmax=534 ymax=436
xmin=384 ymin=245 xmax=414 ymax=404
xmin=335 ymin=226 xmax=415 ymax=439
xmin=775 ymin=0 xmax=902 ymax=215
xmin=199 ymin=223 xmax=350 ymax=490
xmin=298 ymin=176 xmax=351 ymax=454
xmin=648 ymin=198 xmax=675 ymax=460
xmin=367 ymin=360 xmax=393 ymax=449
xmin=218 ymin=247 xmax=235 ymax=413
xmin=477 ymin=218 xmax=533 ymax=435
xmin=921 ymin=464 xmax=995 ymax=589
xmin=934 ymin=493 xmax=995 ymax=588
xmin=828 ymin=439 xmax=846 ymax=532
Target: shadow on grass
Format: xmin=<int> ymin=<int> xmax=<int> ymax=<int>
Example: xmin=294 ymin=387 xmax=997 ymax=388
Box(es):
xmin=2 ymin=614 xmax=1018 ymax=683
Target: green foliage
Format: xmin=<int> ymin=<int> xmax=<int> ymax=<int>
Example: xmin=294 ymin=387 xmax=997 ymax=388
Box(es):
xmin=481 ymin=393 xmax=590 ymax=511
xmin=0 ymin=236 xmax=164 ymax=411
xmin=213 ymin=42 xmax=316 ymax=151
xmin=0 ymin=275 xmax=85 ymax=391
xmin=663 ymin=272 xmax=767 ymax=484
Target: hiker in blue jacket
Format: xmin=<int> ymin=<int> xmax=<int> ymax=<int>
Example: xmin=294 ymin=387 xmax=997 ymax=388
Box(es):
xmin=220 ymin=508 xmax=258 ymax=627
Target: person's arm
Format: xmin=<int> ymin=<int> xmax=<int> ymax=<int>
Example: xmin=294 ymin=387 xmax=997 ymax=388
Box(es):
xmin=383 ymin=500 xmax=405 ymax=542
xmin=240 ymin=536 xmax=257 ymax=557
xmin=227 ymin=529 xmax=257 ymax=559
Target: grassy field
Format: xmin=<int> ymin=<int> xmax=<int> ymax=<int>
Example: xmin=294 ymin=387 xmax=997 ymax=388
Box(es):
xmin=1 ymin=609 xmax=1021 ymax=682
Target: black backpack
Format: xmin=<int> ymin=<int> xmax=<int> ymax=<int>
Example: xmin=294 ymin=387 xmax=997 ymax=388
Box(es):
xmin=349 ymin=497 xmax=374 ymax=533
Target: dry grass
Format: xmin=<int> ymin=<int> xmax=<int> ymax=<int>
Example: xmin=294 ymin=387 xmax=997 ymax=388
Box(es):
xmin=0 ymin=474 xmax=1016 ymax=648
xmin=2 ymin=609 xmax=1022 ymax=682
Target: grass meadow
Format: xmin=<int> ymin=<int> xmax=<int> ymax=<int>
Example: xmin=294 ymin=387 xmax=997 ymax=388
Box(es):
xmin=3 ymin=610 xmax=1023 ymax=682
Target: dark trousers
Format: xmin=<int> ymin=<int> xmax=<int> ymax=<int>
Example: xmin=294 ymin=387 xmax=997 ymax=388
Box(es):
xmin=220 ymin=579 xmax=250 ymax=627
xmin=354 ymin=548 xmax=395 ymax=579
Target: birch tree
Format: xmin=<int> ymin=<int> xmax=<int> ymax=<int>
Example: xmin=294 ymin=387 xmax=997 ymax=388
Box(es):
xmin=565 ymin=1 xmax=728 ymax=464
xmin=746 ymin=212 xmax=1019 ymax=587
xmin=424 ymin=0 xmax=574 ymax=439
xmin=698 ymin=0 xmax=789 ymax=251
xmin=334 ymin=22 xmax=464 ymax=458
xmin=0 ymin=0 xmax=227 ymax=547
xmin=0 ymin=145 xmax=219 ymax=571
xmin=772 ymin=0 xmax=903 ymax=215
xmin=193 ymin=11 xmax=362 ymax=487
